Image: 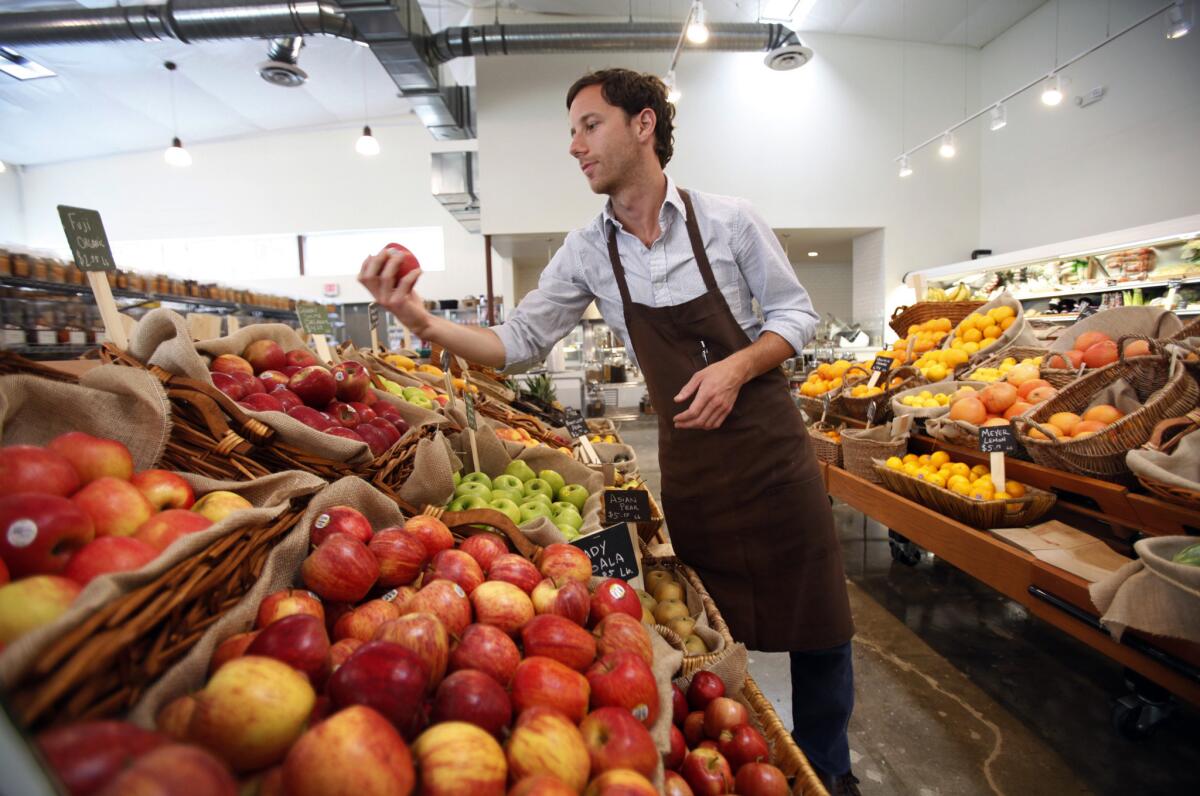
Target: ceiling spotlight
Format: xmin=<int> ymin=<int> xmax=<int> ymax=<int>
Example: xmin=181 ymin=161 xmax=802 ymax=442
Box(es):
xmin=663 ymin=70 xmax=681 ymax=104
xmin=807 ymin=251 xmax=819 ymax=257
xmin=356 ymin=125 xmax=380 ymax=156
xmin=989 ymin=103 xmax=1008 ymax=131
xmin=259 ymin=37 xmax=307 ymax=87
xmin=898 ymin=155 xmax=913 ymax=178
xmin=1165 ymin=0 xmax=1192 ymax=38
xmin=163 ymin=137 xmax=192 ymax=167
xmin=938 ymin=132 xmax=957 ymax=159
xmin=686 ymin=1 xmax=710 ymax=44
xmin=1041 ymin=74 xmax=1063 ymax=106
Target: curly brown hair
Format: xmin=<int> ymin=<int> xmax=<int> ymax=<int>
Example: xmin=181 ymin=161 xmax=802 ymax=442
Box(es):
xmin=566 ymin=68 xmax=675 ymax=167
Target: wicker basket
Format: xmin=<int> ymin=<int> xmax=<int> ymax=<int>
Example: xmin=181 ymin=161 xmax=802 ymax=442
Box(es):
xmin=890 ymin=380 xmax=987 ymax=420
xmin=794 ymin=368 xmax=843 ymax=422
xmin=890 ymin=300 xmax=985 ymax=337
xmin=875 ymin=461 xmax=1056 ymax=528
xmin=942 ymin=292 xmax=1037 ymax=368
xmin=1130 ymin=413 xmax=1200 ymax=508
xmin=954 ymin=347 xmax=1061 ymax=384
xmin=8 ymin=502 xmax=309 ymax=730
xmin=839 ymin=365 xmax=923 ymax=423
xmin=1014 ymin=340 xmax=1200 ymax=482
xmin=841 ymin=428 xmax=908 ymax=484
xmin=808 ymin=422 xmax=844 ymax=467
xmin=640 ymin=552 xmax=738 ymax=677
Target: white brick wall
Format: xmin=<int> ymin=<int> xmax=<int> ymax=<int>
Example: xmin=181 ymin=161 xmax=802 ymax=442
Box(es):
xmin=792 ymin=263 xmax=853 ymax=325
xmin=852 ymin=230 xmax=887 ymax=345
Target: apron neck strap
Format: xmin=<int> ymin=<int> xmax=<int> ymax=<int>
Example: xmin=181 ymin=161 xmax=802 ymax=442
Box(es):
xmin=606 ymin=222 xmax=635 ymax=307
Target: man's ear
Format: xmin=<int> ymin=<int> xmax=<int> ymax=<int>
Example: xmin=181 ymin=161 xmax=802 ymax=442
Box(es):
xmin=637 ymin=108 xmax=657 ymax=141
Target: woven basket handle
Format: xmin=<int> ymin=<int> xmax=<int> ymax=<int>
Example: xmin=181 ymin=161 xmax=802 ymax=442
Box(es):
xmin=422 ymin=505 xmax=542 ymax=561
xmin=891 ymin=305 xmax=911 ymax=320
xmin=1013 ymin=415 xmax=1069 ymax=446
xmin=1116 ymin=334 xmax=1165 ymax=363
xmin=1143 ymin=410 xmax=1200 ymax=453
xmin=889 ymin=365 xmax=923 ymax=392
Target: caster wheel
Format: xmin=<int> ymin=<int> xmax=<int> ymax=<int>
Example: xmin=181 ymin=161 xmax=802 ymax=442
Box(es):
xmin=888 ymin=531 xmax=922 ymax=567
xmin=1111 ymin=671 xmax=1174 ymax=740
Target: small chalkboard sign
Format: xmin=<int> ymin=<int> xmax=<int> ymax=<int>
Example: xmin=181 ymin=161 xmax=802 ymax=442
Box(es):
xmin=297 ymin=304 xmax=333 ymax=336
xmin=564 ymin=411 xmax=589 ymax=440
xmin=368 ymin=302 xmax=379 ymax=331
xmin=570 ymin=523 xmax=639 ymax=581
xmin=57 ymin=205 xmax=115 ymax=272
xmin=871 ymin=355 xmax=892 ymax=374
xmin=979 ymin=424 xmax=1017 ymax=453
xmin=464 ymin=393 xmax=478 ymax=431
xmin=603 ymin=488 xmax=652 ymax=523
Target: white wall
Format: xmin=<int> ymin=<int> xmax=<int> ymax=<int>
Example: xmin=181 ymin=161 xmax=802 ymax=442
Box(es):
xmin=0 ymin=168 xmax=23 ymax=244
xmin=14 ymin=119 xmax=497 ymax=304
xmin=852 ymin=229 xmax=887 ymax=339
xmin=792 ymin=262 xmax=853 ymax=323
xmin=978 ymin=0 xmax=1200 ymax=252
xmin=476 ymin=34 xmax=983 ymax=324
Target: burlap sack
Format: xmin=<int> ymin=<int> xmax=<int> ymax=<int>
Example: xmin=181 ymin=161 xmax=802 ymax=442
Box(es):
xmin=0 ymin=365 xmax=171 ymax=469
xmin=648 ymin=629 xmax=685 ymax=789
xmin=592 ymin=442 xmax=638 ymax=475
xmin=941 ymin=291 xmax=1039 ymax=357
xmin=1127 ymin=425 xmax=1200 ymax=491
xmin=890 ymin=380 xmax=986 ymax=420
xmin=397 ymin=432 xmax=462 ymax=509
xmin=128 ymin=476 xmax=397 ymax=727
xmin=0 ymin=470 xmax=324 ymax=690
xmin=1090 ymin=536 xmax=1200 ymax=644
xmin=1089 ymin=378 xmax=1144 ymax=415
xmin=1048 ymin=307 xmax=1183 ymax=353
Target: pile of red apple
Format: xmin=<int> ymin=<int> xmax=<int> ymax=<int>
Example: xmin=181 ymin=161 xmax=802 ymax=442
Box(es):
xmin=83 ymin=505 xmax=677 ymax=794
xmin=663 ymin=671 xmax=790 ymax=796
xmin=208 ymin=340 xmax=411 ymax=457
xmin=0 ymin=434 xmax=252 ymax=648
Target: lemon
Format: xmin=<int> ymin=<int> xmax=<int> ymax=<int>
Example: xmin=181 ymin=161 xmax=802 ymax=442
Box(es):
xmin=927 ymin=474 xmax=947 ymax=488
xmin=930 ymin=451 xmax=950 ymax=467
xmin=886 ymin=456 xmax=903 ymax=469
xmin=971 ymin=464 xmax=990 ymax=478
xmin=947 ymin=475 xmax=970 ymax=490
xmin=949 ymin=462 xmax=970 ymax=478
xmin=903 ymin=453 xmax=918 ymax=464
xmin=1005 ymin=481 xmax=1027 ymax=498
xmin=950 ymin=480 xmax=972 ymax=496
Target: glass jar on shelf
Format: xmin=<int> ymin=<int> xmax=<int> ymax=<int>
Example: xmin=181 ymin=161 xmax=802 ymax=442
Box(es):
xmin=27 ymin=302 xmax=58 ymax=347
xmin=61 ymin=305 xmax=88 ymax=346
xmin=1 ymin=300 xmax=27 ymax=349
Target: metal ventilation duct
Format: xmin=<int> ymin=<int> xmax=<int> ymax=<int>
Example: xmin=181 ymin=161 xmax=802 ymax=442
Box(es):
xmin=431 ymin=151 xmax=480 ymax=233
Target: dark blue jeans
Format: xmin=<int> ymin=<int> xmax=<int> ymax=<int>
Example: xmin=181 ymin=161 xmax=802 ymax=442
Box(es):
xmin=790 ymin=642 xmax=854 ymax=777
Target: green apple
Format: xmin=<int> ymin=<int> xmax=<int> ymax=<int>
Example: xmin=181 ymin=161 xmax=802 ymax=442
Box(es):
xmin=538 ymin=470 xmax=566 ymax=497
xmin=461 ymin=472 xmax=493 ymax=490
xmin=454 ymin=481 xmax=492 ymax=500
xmin=492 ymin=474 xmax=524 ymax=493
xmin=519 ymin=501 xmax=553 ymax=524
xmin=557 ymin=484 xmax=589 ymax=512
xmin=526 ymin=493 xmax=553 ymax=508
xmin=452 ymin=471 xmax=462 ymax=486
xmin=504 ymin=460 xmax=537 ymax=484
xmin=401 ymin=386 xmax=425 ymax=401
xmin=405 ymin=392 xmax=434 ymax=410
xmin=523 ymin=478 xmax=554 ymax=502
xmin=551 ymin=501 xmax=578 ymax=516
xmin=450 ymin=494 xmax=490 ymax=512
xmin=556 ymin=523 xmax=582 ymax=541
xmin=555 ymin=508 xmax=584 ymax=531
xmin=489 ymin=488 xmax=524 ymax=505
xmin=488 ymin=498 xmax=522 ymax=525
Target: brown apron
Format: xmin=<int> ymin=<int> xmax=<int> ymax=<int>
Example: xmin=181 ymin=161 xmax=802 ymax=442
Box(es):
xmin=606 ymin=189 xmax=853 ymax=652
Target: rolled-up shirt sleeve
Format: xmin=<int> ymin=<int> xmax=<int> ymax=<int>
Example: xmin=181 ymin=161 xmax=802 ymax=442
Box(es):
xmin=491 ymin=238 xmax=595 ymax=373
xmin=733 ymin=198 xmax=819 ymax=355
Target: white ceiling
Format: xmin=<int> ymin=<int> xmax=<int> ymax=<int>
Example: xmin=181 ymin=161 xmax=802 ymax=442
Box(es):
xmin=0 ymin=1 xmax=1045 ymax=166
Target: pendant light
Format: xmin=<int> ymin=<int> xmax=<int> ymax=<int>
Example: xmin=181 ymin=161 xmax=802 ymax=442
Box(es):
xmin=663 ymin=70 xmax=681 ymax=103
xmin=356 ymin=52 xmax=380 ymax=156
xmin=686 ymin=1 xmax=709 ymax=44
xmin=898 ymin=154 xmax=913 ymax=178
xmin=1040 ymin=73 xmax=1063 ymax=106
xmin=938 ymin=132 xmax=956 ymax=159
xmin=1165 ymin=1 xmax=1192 ymax=39
xmin=162 ymin=62 xmax=191 ymax=167
xmin=988 ymin=103 xmax=1007 ymax=131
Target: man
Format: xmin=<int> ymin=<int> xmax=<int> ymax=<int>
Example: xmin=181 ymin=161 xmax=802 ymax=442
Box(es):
xmin=360 ymin=68 xmax=858 ymax=794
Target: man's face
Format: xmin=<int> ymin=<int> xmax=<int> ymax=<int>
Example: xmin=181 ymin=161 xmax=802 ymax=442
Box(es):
xmin=568 ymin=84 xmax=647 ymax=195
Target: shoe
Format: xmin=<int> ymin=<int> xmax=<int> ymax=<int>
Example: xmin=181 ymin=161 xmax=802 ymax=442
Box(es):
xmin=815 ymin=767 xmax=862 ymax=796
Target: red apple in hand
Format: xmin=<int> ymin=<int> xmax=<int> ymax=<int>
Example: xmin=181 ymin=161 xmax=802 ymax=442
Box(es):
xmin=719 ymin=723 xmax=770 ymax=771
xmin=579 ymin=706 xmax=658 ymax=777
xmin=288 ymin=366 xmax=337 ymax=408
xmin=244 ymin=339 xmax=287 ymax=374
xmin=210 ymin=631 xmax=258 ymax=675
xmin=589 ymin=577 xmax=642 ymax=626
xmin=505 ymin=706 xmax=590 ymax=792
xmin=131 ymin=470 xmax=195 ymax=510
xmin=531 ymin=577 xmax=590 ymax=626
xmin=511 ymin=656 xmax=590 ymax=723
xmin=586 ymin=650 xmax=659 ymax=726
xmin=328 ymin=641 xmax=430 ymax=740
xmin=308 ymin=505 xmax=373 ymax=548
xmin=246 ymin=614 xmax=330 ymax=687
xmin=301 ymin=535 xmax=378 ymax=603
xmin=520 ymin=613 xmax=597 ymax=671
xmin=384 ymin=242 xmax=422 ymax=279
xmin=368 ymin=528 xmax=427 ymax=587
xmin=688 ymin=671 xmax=726 ymax=711
xmin=681 ymin=747 xmax=734 ymax=796
xmin=449 ymin=623 xmax=521 ymax=686
xmin=63 ymin=536 xmax=158 ymax=585
xmin=282 ymin=706 xmax=415 ymax=796
xmin=0 ymin=493 xmax=94 ymax=576
xmin=256 ymin=588 xmax=324 ymax=629
xmin=536 ymin=543 xmax=593 ymax=585
xmin=0 ymin=445 xmax=80 ymax=498
xmin=48 ymin=431 xmax=134 ymax=484
xmin=72 ymin=477 xmax=154 ymax=538
xmin=404 ymin=514 xmax=454 ymax=558
xmin=96 ymin=743 xmax=237 ymax=796
xmin=373 ymin=611 xmax=450 ymax=687
xmin=134 ymin=509 xmax=212 ymax=552
xmin=331 ymin=361 xmax=371 ymax=403
xmin=412 ymin=720 xmax=508 ymax=795
xmin=430 ymin=548 xmax=485 ymax=594
xmin=410 ymin=578 xmax=472 ymax=636
xmin=430 ymin=670 xmax=512 ymax=736
xmin=36 ymin=720 xmax=167 ymax=796
xmin=488 ymin=554 xmax=543 ymax=595
xmin=333 ymin=599 xmax=401 ymax=642
xmin=735 ymin=762 xmax=790 ymax=796
xmin=470 ymin=580 xmax=534 ymax=636
xmin=703 ymin=696 xmax=749 ymax=740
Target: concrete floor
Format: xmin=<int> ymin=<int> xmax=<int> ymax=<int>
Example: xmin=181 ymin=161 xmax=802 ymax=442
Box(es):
xmin=616 ymin=415 xmax=1200 ymax=796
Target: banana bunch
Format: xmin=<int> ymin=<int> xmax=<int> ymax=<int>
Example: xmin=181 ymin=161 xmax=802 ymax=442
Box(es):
xmin=926 ymin=283 xmax=973 ymax=302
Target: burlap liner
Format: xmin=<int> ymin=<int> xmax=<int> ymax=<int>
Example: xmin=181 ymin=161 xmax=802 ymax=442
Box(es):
xmin=127 ymin=308 xmax=376 ymax=465
xmin=1090 ymin=536 xmax=1200 ymax=644
xmin=890 ymin=381 xmax=987 ymax=420
xmin=397 ymin=431 xmax=463 ymax=509
xmin=0 ymin=365 xmax=172 ymax=470
xmin=646 ymin=564 xmax=729 ymax=657
xmin=444 ymin=426 xmax=606 ymax=545
xmin=0 ymin=470 xmax=324 ymax=690
xmin=591 ymin=442 xmax=638 ymax=475
xmin=1047 ymin=307 xmax=1183 ymax=353
xmin=940 ymin=291 xmax=1039 ymax=358
xmin=128 ymin=476 xmax=396 ymax=726
xmin=1127 ymin=424 xmax=1200 ymax=492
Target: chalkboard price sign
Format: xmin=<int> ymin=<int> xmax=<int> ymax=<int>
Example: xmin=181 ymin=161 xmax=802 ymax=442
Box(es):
xmin=368 ymin=302 xmax=379 ymax=331
xmin=603 ymin=489 xmax=652 ymax=523
xmin=570 ymin=523 xmax=639 ymax=581
xmin=564 ymin=411 xmax=589 ymax=439
xmin=296 ymin=304 xmax=333 ymax=336
xmin=871 ymin=355 xmax=892 ymax=374
xmin=57 ymin=206 xmax=116 ymax=272
xmin=978 ymin=424 xmax=1017 ymax=453
xmin=464 ymin=393 xmax=478 ymax=431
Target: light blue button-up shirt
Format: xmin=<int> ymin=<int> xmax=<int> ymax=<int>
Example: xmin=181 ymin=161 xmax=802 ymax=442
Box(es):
xmin=492 ymin=175 xmax=820 ymax=372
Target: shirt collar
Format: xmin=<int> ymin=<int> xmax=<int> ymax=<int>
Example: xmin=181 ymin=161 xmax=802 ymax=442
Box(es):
xmin=602 ymin=173 xmax=687 ymax=233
